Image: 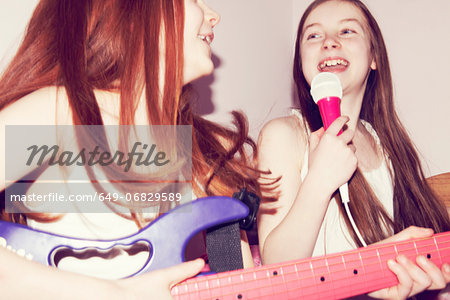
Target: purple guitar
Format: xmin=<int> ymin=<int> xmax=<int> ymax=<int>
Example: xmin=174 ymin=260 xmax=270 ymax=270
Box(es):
xmin=0 ymin=196 xmax=248 ymax=275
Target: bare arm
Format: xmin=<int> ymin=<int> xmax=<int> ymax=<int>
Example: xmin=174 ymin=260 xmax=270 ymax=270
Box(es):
xmin=257 ymin=116 xmax=357 ymax=264
xmin=0 ymin=246 xmax=205 ymax=300
xmin=0 ymin=246 xmax=123 ymax=300
xmin=0 ymin=87 xmax=71 ymax=191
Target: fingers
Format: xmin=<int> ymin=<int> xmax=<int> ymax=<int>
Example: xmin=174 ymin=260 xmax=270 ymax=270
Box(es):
xmin=416 ymin=255 xmax=447 ymax=290
xmin=310 ymin=116 xmax=354 ymax=149
xmin=397 ymin=255 xmax=432 ymax=295
xmin=401 ymin=226 xmax=434 ymax=239
xmin=325 ymin=116 xmax=355 ymax=147
xmin=374 ymin=255 xmax=432 ymax=299
xmin=166 ymin=258 xmax=205 ymax=288
xmin=338 ymin=127 xmax=354 ymax=148
xmin=309 ymin=127 xmax=324 ymax=152
xmin=369 ymin=258 xmax=413 ymax=299
xmin=376 ymin=226 xmax=434 ymax=245
xmin=442 ymin=264 xmax=450 ymax=283
xmin=326 ymin=116 xmax=350 ymax=137
xmin=348 ymin=143 xmax=356 ymax=153
xmin=375 ymin=254 xmax=450 ymax=300
xmin=386 ymin=257 xmax=414 ymax=299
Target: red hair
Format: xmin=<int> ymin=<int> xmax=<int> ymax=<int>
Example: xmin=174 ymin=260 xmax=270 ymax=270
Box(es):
xmin=1 ymin=0 xmax=260 ymax=225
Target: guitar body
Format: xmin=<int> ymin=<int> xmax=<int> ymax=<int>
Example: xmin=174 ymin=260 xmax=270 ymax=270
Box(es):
xmin=0 ymin=196 xmax=248 ymax=275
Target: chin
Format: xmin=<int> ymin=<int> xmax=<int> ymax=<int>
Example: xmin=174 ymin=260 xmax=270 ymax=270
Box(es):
xmin=184 ymin=64 xmax=214 ymax=83
xmin=201 ymin=60 xmax=215 ymax=76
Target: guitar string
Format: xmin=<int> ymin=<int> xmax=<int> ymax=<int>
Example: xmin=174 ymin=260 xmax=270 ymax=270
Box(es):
xmin=174 ymin=251 xmax=450 ymax=300
xmin=173 ymin=240 xmax=450 ymax=291
xmin=174 ymin=235 xmax=450 ymax=291
xmin=209 ymin=251 xmax=450 ymax=299
xmin=173 ymin=236 xmax=450 ymax=299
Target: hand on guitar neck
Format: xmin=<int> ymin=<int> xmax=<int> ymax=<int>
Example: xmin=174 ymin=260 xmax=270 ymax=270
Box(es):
xmin=369 ymin=226 xmax=450 ymax=299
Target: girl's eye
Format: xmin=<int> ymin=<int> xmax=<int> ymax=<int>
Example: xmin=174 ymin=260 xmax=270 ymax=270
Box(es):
xmin=341 ymin=29 xmax=355 ymax=35
xmin=306 ymin=33 xmax=321 ymax=40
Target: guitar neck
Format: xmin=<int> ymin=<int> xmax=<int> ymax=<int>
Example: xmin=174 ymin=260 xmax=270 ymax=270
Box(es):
xmin=172 ymin=232 xmax=450 ymax=300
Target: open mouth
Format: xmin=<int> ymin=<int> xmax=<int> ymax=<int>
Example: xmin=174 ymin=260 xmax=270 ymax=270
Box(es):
xmin=318 ymin=58 xmax=349 ymax=72
xmin=197 ymin=33 xmax=213 ymax=45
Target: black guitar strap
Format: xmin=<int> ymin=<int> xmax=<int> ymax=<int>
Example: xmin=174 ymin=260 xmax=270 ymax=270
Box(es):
xmin=206 ymin=220 xmax=243 ymax=272
xmin=206 ymin=188 xmax=260 ymax=272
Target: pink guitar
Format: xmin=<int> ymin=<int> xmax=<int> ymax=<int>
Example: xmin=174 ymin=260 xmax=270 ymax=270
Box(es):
xmin=171 ymin=232 xmax=450 ymax=300
xmin=1 ymin=196 xmax=449 ymax=299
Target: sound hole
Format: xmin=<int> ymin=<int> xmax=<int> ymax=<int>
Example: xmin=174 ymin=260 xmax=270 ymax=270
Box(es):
xmin=52 ymin=241 xmax=151 ymax=279
xmin=320 ymin=276 xmax=325 ymax=282
xmin=427 ymin=253 xmax=431 ymax=259
xmin=353 ymin=269 xmax=358 ymax=275
xmin=273 ymin=270 xmax=278 ymax=276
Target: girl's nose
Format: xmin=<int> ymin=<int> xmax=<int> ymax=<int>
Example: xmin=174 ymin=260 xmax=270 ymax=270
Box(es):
xmin=205 ymin=5 xmax=220 ymax=27
xmin=322 ymin=35 xmax=341 ymax=50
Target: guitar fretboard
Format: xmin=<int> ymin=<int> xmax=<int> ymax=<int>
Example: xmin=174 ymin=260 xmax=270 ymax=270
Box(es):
xmin=172 ymin=232 xmax=450 ymax=300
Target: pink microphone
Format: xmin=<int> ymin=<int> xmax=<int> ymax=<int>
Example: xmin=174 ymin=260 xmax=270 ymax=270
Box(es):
xmin=310 ymin=72 xmax=367 ymax=246
xmin=310 ymin=72 xmax=343 ymax=132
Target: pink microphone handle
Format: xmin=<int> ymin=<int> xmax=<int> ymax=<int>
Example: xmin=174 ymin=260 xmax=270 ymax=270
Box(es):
xmin=318 ymin=96 xmax=341 ymax=133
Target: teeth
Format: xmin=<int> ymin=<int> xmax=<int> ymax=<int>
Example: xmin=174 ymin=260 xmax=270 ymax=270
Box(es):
xmin=319 ymin=59 xmax=348 ymax=69
xmin=197 ymin=35 xmax=212 ymax=45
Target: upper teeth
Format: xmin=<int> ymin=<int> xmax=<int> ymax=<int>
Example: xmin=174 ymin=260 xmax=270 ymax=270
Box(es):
xmin=198 ymin=35 xmax=212 ymax=45
xmin=320 ymin=59 xmax=348 ymax=69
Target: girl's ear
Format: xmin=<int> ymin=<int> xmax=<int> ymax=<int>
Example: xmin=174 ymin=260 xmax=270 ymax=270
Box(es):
xmin=370 ymin=59 xmax=376 ymax=70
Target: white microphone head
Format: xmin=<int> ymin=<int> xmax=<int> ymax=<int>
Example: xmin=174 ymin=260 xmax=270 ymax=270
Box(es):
xmin=310 ymin=72 xmax=343 ymax=104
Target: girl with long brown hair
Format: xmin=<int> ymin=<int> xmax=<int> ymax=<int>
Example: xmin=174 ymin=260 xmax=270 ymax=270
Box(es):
xmin=0 ymin=0 xmax=259 ymax=299
xmin=257 ymin=0 xmax=450 ymax=298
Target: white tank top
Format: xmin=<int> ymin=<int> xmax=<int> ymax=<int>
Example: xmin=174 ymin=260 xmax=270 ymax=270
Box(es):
xmin=291 ymin=109 xmax=394 ymax=257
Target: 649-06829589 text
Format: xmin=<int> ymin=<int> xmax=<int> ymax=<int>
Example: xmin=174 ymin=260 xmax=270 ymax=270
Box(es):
xmin=8 ymin=192 xmax=183 ymax=203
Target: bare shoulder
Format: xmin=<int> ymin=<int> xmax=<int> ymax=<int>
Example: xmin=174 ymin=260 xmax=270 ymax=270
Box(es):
xmin=258 ymin=115 xmax=308 ymax=154
xmin=257 ymin=115 xmax=309 ymax=177
xmin=0 ymin=86 xmax=72 ymax=126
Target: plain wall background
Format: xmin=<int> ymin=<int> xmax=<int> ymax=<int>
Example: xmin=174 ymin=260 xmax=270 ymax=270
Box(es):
xmin=206 ymin=0 xmax=450 ymax=177
xmin=1 ymin=0 xmax=449 ymax=177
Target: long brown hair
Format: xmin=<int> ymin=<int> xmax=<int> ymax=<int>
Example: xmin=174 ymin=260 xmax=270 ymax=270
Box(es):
xmin=0 ymin=0 xmax=260 ymax=225
xmin=293 ymin=0 xmax=450 ymax=246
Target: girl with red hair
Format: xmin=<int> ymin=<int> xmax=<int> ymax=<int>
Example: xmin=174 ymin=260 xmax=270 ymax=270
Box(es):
xmin=0 ymin=0 xmax=259 ymax=298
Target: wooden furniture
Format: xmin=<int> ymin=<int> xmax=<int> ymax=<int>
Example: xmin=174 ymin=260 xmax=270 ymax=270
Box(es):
xmin=426 ymin=172 xmax=450 ymax=209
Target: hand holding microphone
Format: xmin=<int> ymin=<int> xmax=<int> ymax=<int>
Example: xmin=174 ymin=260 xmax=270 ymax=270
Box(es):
xmin=309 ymin=72 xmax=367 ymax=247
xmin=309 ymin=72 xmax=356 ymax=191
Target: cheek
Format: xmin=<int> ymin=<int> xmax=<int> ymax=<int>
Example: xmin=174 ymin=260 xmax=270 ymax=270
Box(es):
xmin=349 ymin=40 xmax=373 ymax=66
xmin=300 ymin=47 xmax=316 ymax=85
